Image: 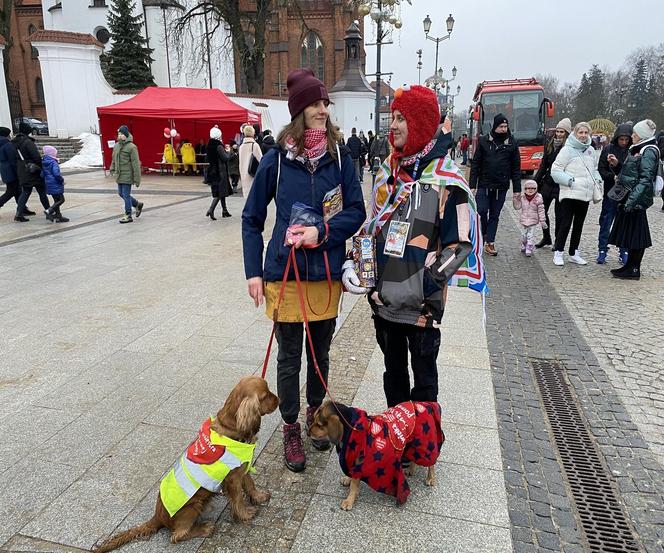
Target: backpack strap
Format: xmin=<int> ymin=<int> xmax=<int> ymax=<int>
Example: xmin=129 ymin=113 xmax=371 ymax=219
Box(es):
xmin=276 ymin=151 xmax=281 ymax=200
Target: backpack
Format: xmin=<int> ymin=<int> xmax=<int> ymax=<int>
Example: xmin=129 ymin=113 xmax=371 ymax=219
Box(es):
xmin=642 ymin=143 xmax=664 ymax=196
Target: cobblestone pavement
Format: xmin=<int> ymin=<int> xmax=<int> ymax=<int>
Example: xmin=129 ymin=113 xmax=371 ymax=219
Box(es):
xmin=485 ymin=204 xmax=664 ymax=553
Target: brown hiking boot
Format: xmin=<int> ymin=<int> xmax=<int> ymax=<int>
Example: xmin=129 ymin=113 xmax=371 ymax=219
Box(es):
xmin=306 ymin=405 xmax=331 ymax=451
xmin=484 ymin=242 xmax=497 ymax=256
xmin=283 ymin=422 xmax=306 ymax=472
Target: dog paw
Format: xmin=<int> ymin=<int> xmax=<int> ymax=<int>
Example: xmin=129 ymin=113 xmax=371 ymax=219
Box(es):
xmin=234 ymin=506 xmax=258 ymax=523
xmin=170 ymin=530 xmax=187 ymax=544
xmin=200 ymin=521 xmax=215 ymax=537
xmin=340 ymin=476 xmax=351 ymax=487
xmin=425 ymin=474 xmax=436 ymax=487
xmin=406 ymin=464 xmax=416 ymax=476
xmin=340 ymin=498 xmax=355 ymax=511
xmin=250 ymin=488 xmax=271 ymax=505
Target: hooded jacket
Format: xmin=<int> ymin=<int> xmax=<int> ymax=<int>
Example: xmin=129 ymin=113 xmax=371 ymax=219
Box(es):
xmin=617 ymin=136 xmax=659 ymax=211
xmin=598 ymin=124 xmax=633 ymax=195
xmin=469 ymin=128 xmax=521 ymax=192
xmin=533 ymin=136 xmax=565 ymax=197
xmin=518 ymin=192 xmax=546 ymax=227
xmin=110 ymin=135 xmax=141 ymax=186
xmin=0 ymin=136 xmax=18 ymax=183
xmin=13 ymin=133 xmax=44 ymax=188
xmin=551 ymin=133 xmax=601 ymax=202
xmin=242 ymin=145 xmax=366 ymax=282
xmin=42 ymin=155 xmax=64 ymax=195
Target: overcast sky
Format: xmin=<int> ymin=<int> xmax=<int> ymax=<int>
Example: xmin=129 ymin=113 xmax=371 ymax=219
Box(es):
xmin=363 ymin=0 xmax=664 ymax=116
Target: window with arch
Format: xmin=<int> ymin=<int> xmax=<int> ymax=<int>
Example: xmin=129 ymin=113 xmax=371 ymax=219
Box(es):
xmin=301 ymin=31 xmax=324 ymax=80
xmin=36 ymin=78 xmax=44 ymax=103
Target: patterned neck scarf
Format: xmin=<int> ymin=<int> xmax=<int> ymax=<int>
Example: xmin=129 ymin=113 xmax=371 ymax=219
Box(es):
xmin=285 ymin=128 xmax=328 ymax=164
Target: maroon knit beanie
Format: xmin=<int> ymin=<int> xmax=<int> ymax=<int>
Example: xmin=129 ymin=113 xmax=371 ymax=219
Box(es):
xmin=287 ymin=68 xmax=329 ymax=119
xmin=390 ymin=85 xmax=440 ymax=157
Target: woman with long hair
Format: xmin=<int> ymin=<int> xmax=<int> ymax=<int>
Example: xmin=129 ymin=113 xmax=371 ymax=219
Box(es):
xmin=242 ymin=68 xmax=366 ymax=472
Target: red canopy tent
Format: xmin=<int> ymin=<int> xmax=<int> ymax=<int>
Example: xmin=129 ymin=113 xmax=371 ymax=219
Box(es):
xmin=97 ymin=87 xmax=261 ymax=170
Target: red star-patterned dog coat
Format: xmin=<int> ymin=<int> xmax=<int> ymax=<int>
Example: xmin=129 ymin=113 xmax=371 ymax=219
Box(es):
xmin=336 ymin=401 xmax=444 ymax=504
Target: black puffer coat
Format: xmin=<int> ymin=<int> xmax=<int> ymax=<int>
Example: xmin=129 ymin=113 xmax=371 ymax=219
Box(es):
xmin=13 ymin=133 xmax=44 ymax=188
xmin=206 ymin=139 xmax=232 ymax=197
xmin=469 ymin=131 xmax=521 ymax=192
xmin=598 ymin=123 xmax=633 ymax=195
xmin=534 ymin=136 xmax=564 ymax=197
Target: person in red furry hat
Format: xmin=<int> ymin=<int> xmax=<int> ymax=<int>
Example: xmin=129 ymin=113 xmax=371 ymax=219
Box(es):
xmin=342 ymin=85 xmax=476 ymax=411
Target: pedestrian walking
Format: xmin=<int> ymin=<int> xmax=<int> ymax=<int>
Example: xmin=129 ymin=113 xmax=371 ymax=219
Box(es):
xmin=242 ymin=67 xmax=366 ymax=473
xmin=42 ymin=146 xmax=69 ymax=223
xmin=238 ymin=124 xmax=262 ymax=195
xmin=513 ymin=179 xmax=546 ymax=257
xmin=13 ymin=122 xmax=50 ymax=222
xmin=551 ymin=122 xmax=602 ymax=266
xmin=110 ymin=125 xmax=143 ymax=224
xmin=359 ymin=130 xmax=369 ymax=181
xmin=343 ymin=85 xmax=475 ymax=412
xmin=459 ymin=133 xmax=469 ymax=165
xmin=596 ymin=123 xmax=632 ymax=264
xmin=469 ymin=113 xmax=522 ymax=256
xmin=228 ymin=140 xmax=240 ymax=192
xmin=609 ymin=119 xmax=660 ymax=280
xmin=205 ymin=126 xmax=233 ymax=219
xmin=0 ymin=126 xmax=35 ymax=217
xmin=346 ymin=128 xmax=365 ymax=183
xmin=533 ymin=118 xmax=571 ymax=249
xmin=369 ymin=131 xmax=389 ymax=178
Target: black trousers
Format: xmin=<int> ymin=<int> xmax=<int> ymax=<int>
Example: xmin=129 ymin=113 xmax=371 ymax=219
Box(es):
xmin=275 ymin=318 xmax=336 ymax=424
xmin=50 ymin=193 xmax=65 ymax=215
xmin=17 ymin=183 xmax=49 ymax=215
xmin=554 ymin=199 xmax=589 ymax=255
xmin=0 ymin=180 xmax=20 ymax=208
xmin=373 ymin=315 xmax=441 ymax=407
xmin=626 ymin=248 xmax=645 ymax=271
xmin=540 ymin=186 xmax=560 ymax=243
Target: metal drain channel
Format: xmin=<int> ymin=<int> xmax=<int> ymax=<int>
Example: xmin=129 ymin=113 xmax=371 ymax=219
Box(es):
xmin=529 ymin=359 xmax=642 ymax=553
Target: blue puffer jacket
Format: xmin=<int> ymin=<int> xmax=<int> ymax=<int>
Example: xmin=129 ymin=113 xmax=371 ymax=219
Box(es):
xmin=0 ymin=136 xmax=17 ymax=183
xmin=242 ymin=146 xmax=366 ymax=282
xmin=42 ymin=155 xmax=64 ymax=194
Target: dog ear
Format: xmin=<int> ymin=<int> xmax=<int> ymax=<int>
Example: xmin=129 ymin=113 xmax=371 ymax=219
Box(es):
xmin=327 ymin=414 xmax=344 ymax=446
xmin=236 ymin=394 xmax=261 ymax=436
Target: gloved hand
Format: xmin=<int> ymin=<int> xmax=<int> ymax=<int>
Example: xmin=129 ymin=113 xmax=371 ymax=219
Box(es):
xmin=341 ymin=259 xmax=369 ymax=295
xmin=541 ymin=222 xmax=548 ymax=230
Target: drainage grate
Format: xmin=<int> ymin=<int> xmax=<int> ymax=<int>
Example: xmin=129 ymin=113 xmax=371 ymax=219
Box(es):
xmin=530 ymin=359 xmax=642 ymax=553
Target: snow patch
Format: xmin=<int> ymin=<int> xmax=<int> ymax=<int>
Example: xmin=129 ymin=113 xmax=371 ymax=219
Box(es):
xmin=61 ymin=133 xmax=103 ymax=169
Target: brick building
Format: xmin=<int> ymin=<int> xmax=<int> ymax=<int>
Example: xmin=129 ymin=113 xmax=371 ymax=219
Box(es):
xmin=4 ymin=0 xmax=46 ymax=122
xmin=239 ymin=0 xmax=365 ymax=98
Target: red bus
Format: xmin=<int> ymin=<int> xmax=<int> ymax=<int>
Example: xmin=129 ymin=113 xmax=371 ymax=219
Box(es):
xmin=468 ymin=78 xmax=554 ymax=173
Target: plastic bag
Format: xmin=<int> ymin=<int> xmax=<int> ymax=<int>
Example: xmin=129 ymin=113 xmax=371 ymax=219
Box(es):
xmin=284 ymin=202 xmax=323 ymax=246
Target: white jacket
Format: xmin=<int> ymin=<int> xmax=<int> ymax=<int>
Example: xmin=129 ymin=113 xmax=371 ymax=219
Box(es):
xmin=551 ymin=134 xmax=601 ymax=202
xmin=238 ymin=138 xmax=262 ymax=194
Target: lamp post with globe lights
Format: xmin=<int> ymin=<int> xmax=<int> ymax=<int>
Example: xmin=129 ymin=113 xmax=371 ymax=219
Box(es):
xmin=416 ymin=49 xmax=423 ymax=85
xmin=357 ymin=0 xmax=409 ymax=135
xmin=423 ymin=13 xmax=454 ymax=81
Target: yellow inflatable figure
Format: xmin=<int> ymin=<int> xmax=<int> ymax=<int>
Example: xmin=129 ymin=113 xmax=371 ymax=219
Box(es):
xmin=180 ymin=141 xmax=197 ymax=174
xmin=163 ymin=142 xmax=179 ymax=173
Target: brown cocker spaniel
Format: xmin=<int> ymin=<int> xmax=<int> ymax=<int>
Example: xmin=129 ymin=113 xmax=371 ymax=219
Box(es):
xmin=94 ymin=376 xmax=279 ymax=552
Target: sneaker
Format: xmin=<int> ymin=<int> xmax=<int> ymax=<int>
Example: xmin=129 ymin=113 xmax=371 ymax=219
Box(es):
xmin=553 ymin=251 xmax=564 ymax=266
xmin=484 ymin=243 xmax=497 ymax=256
xmin=613 ymin=267 xmax=640 ymax=280
xmin=520 ymin=239 xmax=527 ymax=253
xmin=596 ymin=251 xmax=608 ymax=264
xmin=283 ymin=422 xmax=305 ymax=472
xmin=119 ymin=214 xmax=133 ymax=224
xmin=619 ymin=251 xmax=628 ymax=265
xmin=44 ymin=209 xmax=55 ymax=222
xmin=568 ymin=251 xmax=588 ymax=265
xmin=525 ymin=244 xmax=534 ymax=257
xmin=135 ymin=202 xmax=144 ymax=218
xmin=306 ymin=406 xmax=331 ymax=451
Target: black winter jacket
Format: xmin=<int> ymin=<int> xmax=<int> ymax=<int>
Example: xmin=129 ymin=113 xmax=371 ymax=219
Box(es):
xmin=206 ymin=139 xmax=232 ymax=197
xmin=534 ymin=137 xmax=564 ymax=197
xmin=13 ymin=133 xmax=44 ymax=188
xmin=346 ymin=135 xmax=366 ymax=160
xmin=469 ymin=132 xmax=521 ymax=192
xmin=0 ymin=136 xmax=18 ymax=183
xmin=598 ymin=123 xmax=633 ymax=196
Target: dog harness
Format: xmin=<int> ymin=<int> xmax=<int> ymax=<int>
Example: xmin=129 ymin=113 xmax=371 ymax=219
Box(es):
xmin=337 ymin=401 xmax=444 ymax=504
xmin=160 ymin=417 xmax=256 ymax=517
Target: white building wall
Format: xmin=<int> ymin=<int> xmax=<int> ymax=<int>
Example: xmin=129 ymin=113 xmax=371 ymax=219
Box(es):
xmin=328 ymin=90 xmax=375 ymax=139
xmin=230 ymin=96 xmax=290 ymax=136
xmin=0 ymin=45 xmax=11 ymax=128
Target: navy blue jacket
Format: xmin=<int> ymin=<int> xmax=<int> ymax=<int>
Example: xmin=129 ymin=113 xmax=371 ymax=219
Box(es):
xmin=42 ymin=156 xmax=64 ymax=194
xmin=242 ymin=146 xmax=366 ymax=282
xmin=0 ymin=136 xmax=18 ymax=183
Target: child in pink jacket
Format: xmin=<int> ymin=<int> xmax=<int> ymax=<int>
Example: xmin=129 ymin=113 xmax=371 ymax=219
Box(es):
xmin=514 ymin=179 xmax=547 ymax=256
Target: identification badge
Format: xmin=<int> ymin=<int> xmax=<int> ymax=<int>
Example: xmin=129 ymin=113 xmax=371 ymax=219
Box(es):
xmin=383 ymin=221 xmax=410 ymax=258
xmin=352 ymin=235 xmax=376 ymax=288
xmin=322 ymin=185 xmax=343 ymax=222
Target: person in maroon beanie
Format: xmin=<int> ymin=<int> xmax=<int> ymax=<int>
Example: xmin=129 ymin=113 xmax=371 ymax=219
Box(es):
xmin=242 ymin=68 xmax=366 ymax=473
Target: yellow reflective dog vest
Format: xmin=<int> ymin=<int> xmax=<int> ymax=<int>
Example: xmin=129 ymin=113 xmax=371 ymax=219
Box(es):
xmin=160 ymin=417 xmax=256 ymax=517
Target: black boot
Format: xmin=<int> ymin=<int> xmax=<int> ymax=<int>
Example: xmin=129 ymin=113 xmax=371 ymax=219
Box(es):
xmin=535 ymin=228 xmax=552 ymax=249
xmin=14 ymin=215 xmax=29 ymax=222
xmin=612 ymin=266 xmax=640 ymax=280
xmin=206 ymin=198 xmax=219 ymax=220
xmin=222 ymin=210 xmax=232 ymax=218
xmin=221 ymin=198 xmax=231 ymax=218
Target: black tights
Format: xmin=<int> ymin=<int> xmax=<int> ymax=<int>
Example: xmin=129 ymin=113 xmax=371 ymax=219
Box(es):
xmin=50 ymin=194 xmax=65 ymax=215
xmin=209 ymin=197 xmax=228 ymax=213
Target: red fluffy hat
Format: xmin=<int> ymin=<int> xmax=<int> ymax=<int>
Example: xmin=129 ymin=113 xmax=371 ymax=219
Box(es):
xmin=390 ymin=85 xmax=441 ymax=157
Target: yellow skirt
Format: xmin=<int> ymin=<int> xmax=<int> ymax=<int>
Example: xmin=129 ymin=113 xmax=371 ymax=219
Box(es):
xmin=265 ymin=280 xmax=342 ymax=323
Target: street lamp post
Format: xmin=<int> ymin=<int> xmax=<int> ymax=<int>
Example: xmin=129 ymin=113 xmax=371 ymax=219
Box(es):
xmin=423 ymin=13 xmax=454 ymax=80
xmin=359 ymin=0 xmax=407 ymax=136
xmin=416 ymin=49 xmax=423 ymax=85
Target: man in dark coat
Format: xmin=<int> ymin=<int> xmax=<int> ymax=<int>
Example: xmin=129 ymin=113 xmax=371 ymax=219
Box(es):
xmin=469 ymin=113 xmax=521 ymax=256
xmin=0 ymin=126 xmax=35 ymax=216
xmin=260 ymin=129 xmax=277 ymax=154
xmin=346 ymin=128 xmax=366 ymax=183
xmin=596 ymin=123 xmax=632 ymax=264
xmin=13 ymin=122 xmax=50 ymax=222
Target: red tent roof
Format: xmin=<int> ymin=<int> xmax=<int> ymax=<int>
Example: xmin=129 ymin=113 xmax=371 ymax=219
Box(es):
xmin=97 ymin=87 xmax=259 ymax=121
